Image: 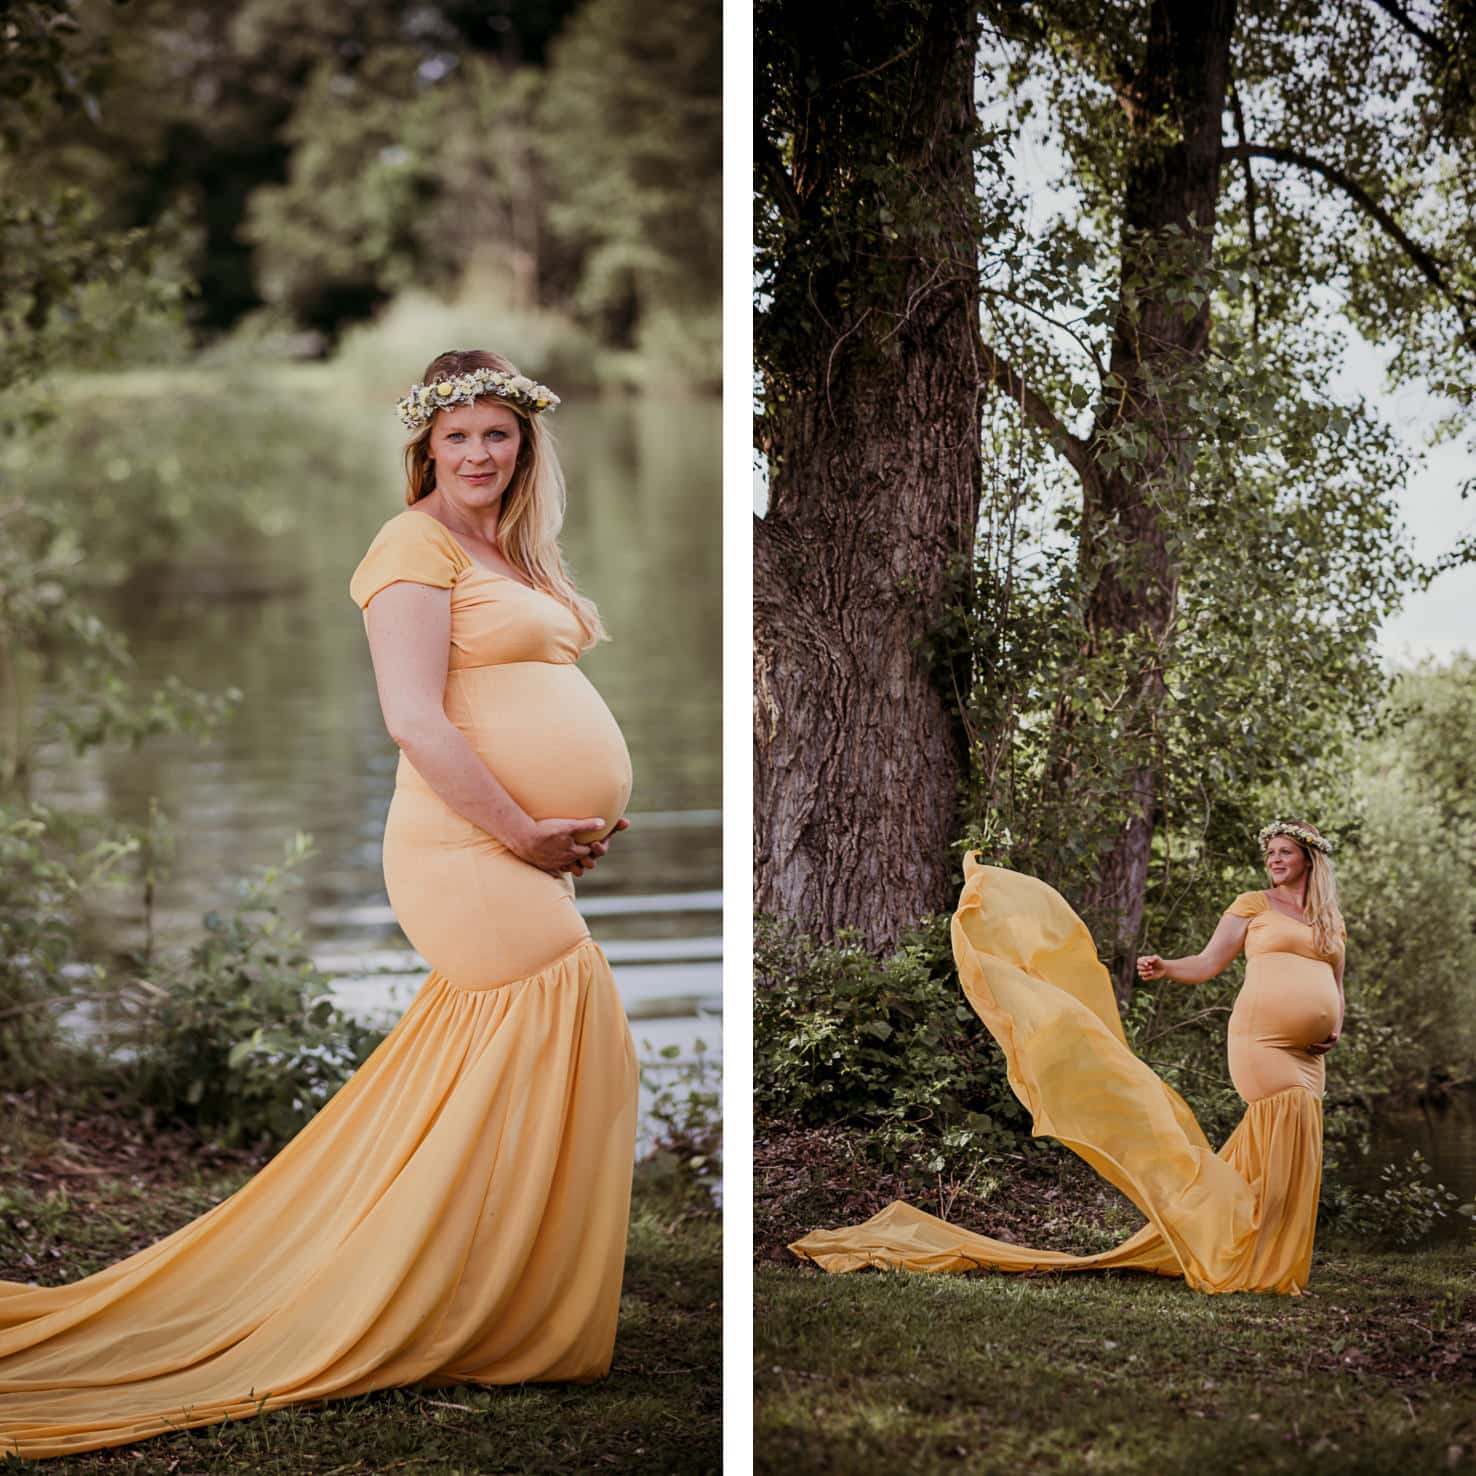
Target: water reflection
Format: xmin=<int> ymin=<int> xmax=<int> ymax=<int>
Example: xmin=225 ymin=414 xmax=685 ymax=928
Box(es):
xmin=1343 ymin=1088 xmax=1476 ymax=1246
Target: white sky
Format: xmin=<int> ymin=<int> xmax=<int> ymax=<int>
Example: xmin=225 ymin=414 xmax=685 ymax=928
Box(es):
xmin=1338 ymin=336 xmax=1475 ymax=662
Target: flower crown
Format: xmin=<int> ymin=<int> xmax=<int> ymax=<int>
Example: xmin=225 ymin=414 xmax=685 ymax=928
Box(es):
xmin=396 ymin=367 xmax=560 ymax=431
xmin=1258 ymin=820 xmax=1333 ymax=856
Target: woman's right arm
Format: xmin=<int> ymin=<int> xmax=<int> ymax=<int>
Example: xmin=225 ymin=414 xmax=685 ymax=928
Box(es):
xmin=363 ymin=581 xmax=605 ymax=874
xmin=1136 ymin=912 xmax=1250 ymax=985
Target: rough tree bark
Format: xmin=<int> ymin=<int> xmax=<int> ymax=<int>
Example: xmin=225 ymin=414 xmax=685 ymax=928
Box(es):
xmin=754 ymin=0 xmax=983 ymax=949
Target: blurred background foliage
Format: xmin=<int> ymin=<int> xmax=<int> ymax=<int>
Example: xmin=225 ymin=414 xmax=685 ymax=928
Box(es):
xmin=1 ymin=0 xmax=720 ymax=376
xmin=0 ymin=0 xmax=721 ymax=1162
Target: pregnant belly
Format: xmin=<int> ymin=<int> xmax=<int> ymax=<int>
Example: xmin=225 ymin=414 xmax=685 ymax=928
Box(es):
xmin=402 ymin=662 xmax=633 ymax=842
xmin=1237 ymin=954 xmax=1341 ymax=1049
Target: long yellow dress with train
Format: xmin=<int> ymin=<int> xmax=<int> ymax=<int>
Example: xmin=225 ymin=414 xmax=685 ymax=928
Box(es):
xmin=0 ymin=508 xmax=639 ymax=1458
xmin=789 ymin=858 xmax=1342 ymax=1295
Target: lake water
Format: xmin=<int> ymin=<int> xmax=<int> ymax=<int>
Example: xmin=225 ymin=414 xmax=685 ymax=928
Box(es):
xmin=14 ymin=366 xmax=722 ymax=1147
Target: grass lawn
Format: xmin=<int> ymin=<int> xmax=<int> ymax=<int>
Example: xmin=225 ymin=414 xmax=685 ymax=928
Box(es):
xmin=756 ymin=1238 xmax=1475 ymax=1475
xmin=0 ymin=1093 xmax=721 ymax=1474
xmin=755 ymin=1123 xmax=1476 ymax=1474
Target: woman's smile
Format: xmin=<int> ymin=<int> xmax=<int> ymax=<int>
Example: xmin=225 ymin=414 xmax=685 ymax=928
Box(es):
xmin=1263 ymin=836 xmax=1306 ymax=888
xmin=428 ymin=400 xmax=524 ymax=501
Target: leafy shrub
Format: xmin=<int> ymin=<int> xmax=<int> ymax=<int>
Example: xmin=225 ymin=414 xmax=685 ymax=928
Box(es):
xmin=1319 ymin=1150 xmax=1473 ymax=1245
xmin=637 ymin=1035 xmax=721 ymax=1212
xmin=125 ymin=834 xmax=383 ymax=1146
xmin=0 ymin=803 xmax=123 ymax=1083
xmin=754 ymin=913 xmax=1029 ymax=1177
xmin=0 ymin=806 xmax=76 ymax=1079
xmin=333 ymin=289 xmax=610 ymax=395
xmin=631 ymin=304 xmax=722 ymax=395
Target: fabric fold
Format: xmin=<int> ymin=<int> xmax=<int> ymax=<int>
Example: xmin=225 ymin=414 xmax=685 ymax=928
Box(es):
xmin=0 ymin=938 xmax=638 ymax=1460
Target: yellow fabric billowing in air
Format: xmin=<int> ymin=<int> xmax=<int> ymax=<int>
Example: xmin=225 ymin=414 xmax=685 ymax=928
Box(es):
xmin=789 ymin=858 xmax=1328 ymax=1295
xmin=0 ymin=508 xmax=639 ymax=1458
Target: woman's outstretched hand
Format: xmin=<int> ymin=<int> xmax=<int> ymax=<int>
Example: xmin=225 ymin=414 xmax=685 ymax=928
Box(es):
xmin=1136 ymin=954 xmax=1170 ymax=982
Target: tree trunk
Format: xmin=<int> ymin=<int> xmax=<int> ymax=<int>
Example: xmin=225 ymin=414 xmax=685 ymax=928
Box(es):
xmin=754 ymin=0 xmax=982 ymax=949
xmin=1075 ymin=0 xmax=1236 ymax=1004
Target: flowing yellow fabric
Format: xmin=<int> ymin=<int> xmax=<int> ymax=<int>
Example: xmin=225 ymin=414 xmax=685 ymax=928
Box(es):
xmin=0 ymin=509 xmax=639 ymax=1459
xmin=789 ymin=859 xmax=1336 ymax=1295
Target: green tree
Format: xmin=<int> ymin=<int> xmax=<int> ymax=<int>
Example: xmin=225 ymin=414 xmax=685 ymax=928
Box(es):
xmin=757 ymin=0 xmax=1473 ymax=991
xmin=979 ymin=0 xmax=1473 ymax=999
xmin=0 ymin=0 xmax=229 ymax=1073
xmin=537 ymin=0 xmax=723 ymax=350
xmin=2 ymin=0 xmax=587 ymax=338
xmin=244 ymin=50 xmax=549 ymax=332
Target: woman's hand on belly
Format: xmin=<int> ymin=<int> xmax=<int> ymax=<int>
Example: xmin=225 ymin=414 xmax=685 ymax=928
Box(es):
xmin=513 ymin=815 xmax=612 ymax=876
xmin=1306 ymin=1026 xmax=1341 ymax=1057
xmin=567 ymin=817 xmax=628 ymax=876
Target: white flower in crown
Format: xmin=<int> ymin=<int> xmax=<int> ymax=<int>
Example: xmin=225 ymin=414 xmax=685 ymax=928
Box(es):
xmin=1257 ymin=819 xmax=1333 ymax=855
xmin=395 ymin=367 xmax=561 ymax=430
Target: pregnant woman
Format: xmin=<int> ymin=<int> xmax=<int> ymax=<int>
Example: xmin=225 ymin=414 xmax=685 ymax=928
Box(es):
xmin=0 ymin=349 xmax=639 ymax=1458
xmin=790 ymin=819 xmax=1344 ymax=1295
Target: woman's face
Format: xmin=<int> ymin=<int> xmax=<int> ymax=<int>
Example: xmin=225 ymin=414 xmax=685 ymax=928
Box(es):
xmin=1264 ymin=835 xmax=1309 ymax=889
xmin=427 ymin=399 xmax=523 ymax=509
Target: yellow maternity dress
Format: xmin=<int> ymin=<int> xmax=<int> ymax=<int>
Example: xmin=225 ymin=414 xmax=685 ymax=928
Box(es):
xmin=0 ymin=508 xmax=639 ymax=1459
xmin=789 ymin=859 xmax=1341 ymax=1295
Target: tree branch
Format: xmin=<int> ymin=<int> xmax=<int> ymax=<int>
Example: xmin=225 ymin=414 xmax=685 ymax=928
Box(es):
xmin=980 ymin=285 xmax=1106 ymax=380
xmin=983 ymin=1 xmax=1145 ymax=123
xmin=1363 ymin=0 xmax=1446 ymax=53
xmin=1227 ymin=83 xmax=1261 ymax=341
xmin=1222 ymin=141 xmax=1476 ymax=329
xmin=979 ymin=340 xmax=1093 ymax=481
xmin=755 ymin=128 xmax=802 ymax=225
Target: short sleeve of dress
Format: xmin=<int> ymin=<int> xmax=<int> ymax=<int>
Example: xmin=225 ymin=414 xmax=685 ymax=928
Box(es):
xmin=1224 ymin=891 xmax=1269 ymax=919
xmin=349 ymin=512 xmax=468 ymax=610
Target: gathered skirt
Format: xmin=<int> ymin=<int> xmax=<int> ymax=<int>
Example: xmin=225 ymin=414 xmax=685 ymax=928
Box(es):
xmin=789 ymin=859 xmax=1324 ymax=1295
xmin=0 ymin=935 xmax=639 ymax=1460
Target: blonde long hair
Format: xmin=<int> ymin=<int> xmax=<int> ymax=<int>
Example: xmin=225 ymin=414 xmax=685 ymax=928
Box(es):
xmin=1266 ymin=817 xmax=1345 ymax=957
xmin=402 ymin=348 xmax=606 ymax=648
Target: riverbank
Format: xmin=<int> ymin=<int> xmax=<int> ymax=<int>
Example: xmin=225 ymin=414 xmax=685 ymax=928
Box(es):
xmin=0 ymin=1091 xmax=721 ymax=1474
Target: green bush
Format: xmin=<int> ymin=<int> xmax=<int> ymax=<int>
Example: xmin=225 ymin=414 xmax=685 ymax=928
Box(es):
xmin=630 ymin=304 xmax=723 ymax=396
xmin=0 ymin=803 xmax=117 ymax=1082
xmin=124 ymin=834 xmax=383 ymax=1146
xmin=332 ymin=289 xmax=612 ymax=396
xmin=636 ymin=1035 xmax=722 ymax=1213
xmin=1336 ymin=668 xmax=1476 ymax=1098
xmin=754 ymin=913 xmax=1029 ymax=1177
xmin=1319 ymin=1150 xmax=1472 ymax=1247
